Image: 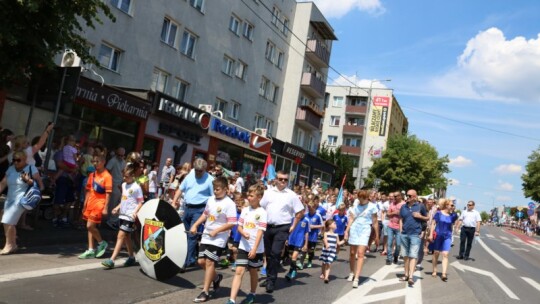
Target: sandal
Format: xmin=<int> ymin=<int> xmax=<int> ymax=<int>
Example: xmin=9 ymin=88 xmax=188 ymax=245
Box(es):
xmin=408 ymin=277 xmax=415 ymax=286
xmin=441 ymin=274 xmax=448 ymax=282
xmin=399 ymin=275 xmax=409 ymax=282
xmin=432 ymin=272 xmax=437 ymax=277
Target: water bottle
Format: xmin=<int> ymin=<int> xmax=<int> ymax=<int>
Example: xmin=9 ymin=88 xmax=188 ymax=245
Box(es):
xmin=474 ymin=235 xmax=480 ymax=244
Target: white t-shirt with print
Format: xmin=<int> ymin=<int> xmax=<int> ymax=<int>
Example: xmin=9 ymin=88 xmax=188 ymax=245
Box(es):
xmin=202 ymin=195 xmax=237 ymax=248
xmin=119 ymin=182 xmax=144 ymax=221
xmin=239 ymin=206 xmax=267 ymax=253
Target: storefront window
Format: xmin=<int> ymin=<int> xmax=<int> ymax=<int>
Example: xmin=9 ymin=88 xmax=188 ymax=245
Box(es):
xmin=313 ymin=170 xmax=331 ymax=190
xmin=275 ymin=155 xmax=284 ymax=172
xmin=242 ymin=150 xmax=266 ymax=189
xmin=298 ymin=164 xmax=310 ymax=187
xmin=216 ymin=141 xmax=243 ymax=171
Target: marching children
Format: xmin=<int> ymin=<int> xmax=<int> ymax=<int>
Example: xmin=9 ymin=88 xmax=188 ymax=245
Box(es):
xmin=223 ymin=192 xmax=246 ymax=270
xmin=305 ymin=201 xmax=324 ymax=268
xmin=285 ymin=211 xmax=310 ymax=280
xmin=226 ymin=184 xmax=267 ymax=304
xmin=102 ymin=165 xmax=144 ymax=268
xmin=333 ymin=204 xmax=349 ymax=243
xmin=190 ymin=176 xmax=237 ymax=303
xmin=319 ymin=219 xmax=345 ymax=283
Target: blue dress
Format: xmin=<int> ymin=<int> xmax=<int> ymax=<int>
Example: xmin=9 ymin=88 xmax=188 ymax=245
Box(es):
xmin=1 ymin=165 xmax=37 ymax=225
xmin=348 ymin=202 xmax=378 ymax=246
xmin=432 ymin=211 xmax=456 ymax=252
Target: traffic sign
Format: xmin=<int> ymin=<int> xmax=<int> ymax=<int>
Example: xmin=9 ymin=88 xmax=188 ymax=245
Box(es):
xmin=517 ymin=206 xmax=523 ymax=211
xmin=528 ymin=209 xmax=534 ymax=216
xmin=528 ymin=202 xmax=536 ymax=209
xmin=516 ymin=211 xmax=523 ymax=218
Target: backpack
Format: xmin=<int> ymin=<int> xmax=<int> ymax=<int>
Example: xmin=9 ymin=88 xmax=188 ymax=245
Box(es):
xmin=18 ymin=166 xmax=42 ymax=210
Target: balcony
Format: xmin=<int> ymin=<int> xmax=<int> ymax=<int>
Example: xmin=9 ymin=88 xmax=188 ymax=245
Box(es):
xmin=306 ymin=39 xmax=330 ymax=67
xmin=296 ymin=106 xmax=322 ymax=130
xmin=342 ymin=125 xmax=364 ymax=136
xmin=301 ymin=72 xmax=326 ymax=98
xmin=341 ymin=145 xmax=361 ymax=155
xmin=345 ymin=105 xmax=367 ymax=115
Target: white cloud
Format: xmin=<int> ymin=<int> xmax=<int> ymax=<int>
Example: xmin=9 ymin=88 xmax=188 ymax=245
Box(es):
xmin=496 ymin=195 xmax=512 ymax=202
xmin=332 ymin=75 xmax=392 ymax=88
xmin=497 ymin=181 xmax=514 ymax=191
xmin=430 ymin=28 xmax=540 ymax=103
xmin=493 ymin=164 xmax=523 ymax=175
xmin=300 ymin=0 xmax=385 ymax=19
xmin=449 ymin=155 xmax=473 ymax=167
xmin=448 ymin=178 xmax=460 ymax=186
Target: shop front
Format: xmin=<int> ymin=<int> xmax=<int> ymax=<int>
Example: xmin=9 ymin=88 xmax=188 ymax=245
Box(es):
xmin=1 ymin=75 xmax=151 ymax=154
xmin=144 ymin=92 xmax=211 ymax=167
xmin=207 ymin=117 xmax=272 ymax=190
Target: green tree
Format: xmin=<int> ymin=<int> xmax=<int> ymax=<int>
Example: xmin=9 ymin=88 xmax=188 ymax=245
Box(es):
xmin=318 ymin=143 xmax=355 ymax=190
xmin=364 ymin=134 xmax=450 ymax=194
xmin=0 ymin=0 xmax=115 ymax=88
xmin=522 ymin=147 xmax=540 ymax=203
xmin=480 ymin=211 xmax=490 ymax=223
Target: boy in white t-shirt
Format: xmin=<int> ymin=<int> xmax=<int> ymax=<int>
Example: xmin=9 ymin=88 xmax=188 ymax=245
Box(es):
xmin=190 ymin=176 xmax=237 ymax=303
xmin=226 ymin=184 xmax=267 ymax=304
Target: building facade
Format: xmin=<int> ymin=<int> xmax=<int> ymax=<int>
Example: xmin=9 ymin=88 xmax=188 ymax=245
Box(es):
xmin=322 ymin=85 xmax=409 ymax=188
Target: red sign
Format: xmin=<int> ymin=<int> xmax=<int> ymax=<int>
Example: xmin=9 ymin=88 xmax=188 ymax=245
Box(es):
xmin=249 ymin=134 xmax=272 ymax=154
xmin=372 ymin=96 xmax=390 ymax=107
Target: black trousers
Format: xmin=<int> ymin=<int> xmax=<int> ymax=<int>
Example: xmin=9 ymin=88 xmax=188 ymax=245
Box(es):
xmin=263 ymin=224 xmax=290 ymax=283
xmin=459 ymin=227 xmax=475 ymax=258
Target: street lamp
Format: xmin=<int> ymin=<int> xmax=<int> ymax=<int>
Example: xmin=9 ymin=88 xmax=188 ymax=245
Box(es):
xmin=356 ymin=79 xmax=391 ymax=189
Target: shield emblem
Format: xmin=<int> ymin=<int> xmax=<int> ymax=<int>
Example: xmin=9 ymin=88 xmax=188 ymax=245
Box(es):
xmin=143 ymin=219 xmax=165 ymax=261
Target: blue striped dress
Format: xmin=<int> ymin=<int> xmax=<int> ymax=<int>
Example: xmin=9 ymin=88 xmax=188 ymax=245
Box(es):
xmin=319 ymin=233 xmax=338 ymax=264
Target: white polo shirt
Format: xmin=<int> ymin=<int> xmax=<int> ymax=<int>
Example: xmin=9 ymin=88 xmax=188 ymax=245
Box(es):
xmin=260 ymin=187 xmax=304 ymax=225
xmin=459 ymin=209 xmax=481 ymax=227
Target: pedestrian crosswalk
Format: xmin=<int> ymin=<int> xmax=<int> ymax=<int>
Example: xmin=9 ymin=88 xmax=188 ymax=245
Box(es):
xmin=483 ymin=229 xmax=540 ymax=252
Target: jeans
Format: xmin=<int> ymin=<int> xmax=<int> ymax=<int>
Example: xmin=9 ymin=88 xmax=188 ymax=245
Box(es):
xmin=182 ymin=205 xmax=205 ymax=267
xmin=400 ymin=234 xmax=421 ymax=259
xmin=386 ymin=227 xmax=401 ymax=261
xmin=459 ymin=227 xmax=475 ymax=258
xmin=263 ymin=224 xmax=290 ymax=283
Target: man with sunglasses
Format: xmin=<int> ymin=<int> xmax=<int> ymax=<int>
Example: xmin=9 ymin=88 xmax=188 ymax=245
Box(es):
xmin=259 ymin=171 xmax=304 ymax=293
xmin=455 ymin=200 xmax=481 ymax=260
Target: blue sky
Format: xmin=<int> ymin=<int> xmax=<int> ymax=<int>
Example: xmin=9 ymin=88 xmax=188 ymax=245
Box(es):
xmin=305 ymin=0 xmax=540 ymax=212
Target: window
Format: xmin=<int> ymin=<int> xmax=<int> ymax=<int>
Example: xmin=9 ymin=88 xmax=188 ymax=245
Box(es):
xmin=330 ymin=115 xmax=340 ymax=126
xmin=243 ymin=22 xmax=254 ymax=40
xmin=328 ymin=136 xmax=338 ymax=146
xmin=235 ymin=61 xmax=247 ymax=79
xmin=308 ymin=135 xmax=314 ymax=152
xmin=229 ymin=102 xmax=240 ymax=120
xmin=254 ymin=114 xmax=265 ymax=129
xmin=345 ymin=137 xmax=361 ymax=147
xmin=98 ymin=43 xmax=121 ymax=72
xmin=110 ymin=0 xmax=131 ymax=14
xmin=189 ymin=0 xmax=204 ymax=12
xmin=265 ymin=41 xmax=275 ymax=62
xmin=332 ymin=96 xmax=344 ymax=107
xmin=271 ymin=7 xmax=280 ymax=25
xmin=161 ymin=18 xmax=178 ymax=47
xmin=151 ymin=69 xmax=169 ymax=92
xmin=268 ymin=83 xmax=279 ymax=102
xmin=222 ymin=56 xmax=235 ymax=76
xmin=259 ymin=77 xmax=269 ymax=97
xmin=296 ymin=129 xmax=305 ymax=147
xmin=282 ymin=18 xmax=290 ymax=36
xmin=214 ymin=98 xmax=227 ymax=114
xmin=172 ymin=78 xmax=189 ymax=101
xmin=276 ymin=50 xmax=284 ymax=69
xmin=350 ymin=97 xmax=368 ymax=106
xmin=181 ymin=31 xmax=197 ymax=58
xmin=347 ymin=117 xmax=364 ymax=126
xmin=229 ymin=15 xmax=241 ymax=36
xmin=265 ymin=119 xmax=273 ymax=135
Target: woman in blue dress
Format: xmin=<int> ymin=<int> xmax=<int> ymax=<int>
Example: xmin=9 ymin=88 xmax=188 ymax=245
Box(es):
xmin=344 ymin=190 xmax=379 ymax=288
xmin=429 ymin=198 xmax=457 ymax=281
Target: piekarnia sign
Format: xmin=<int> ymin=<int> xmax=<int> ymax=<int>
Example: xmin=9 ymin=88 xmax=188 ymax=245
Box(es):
xmin=208 ymin=117 xmax=271 ymax=154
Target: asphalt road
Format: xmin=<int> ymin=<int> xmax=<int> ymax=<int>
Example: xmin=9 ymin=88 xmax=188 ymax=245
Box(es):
xmin=0 ymin=226 xmax=538 ymax=304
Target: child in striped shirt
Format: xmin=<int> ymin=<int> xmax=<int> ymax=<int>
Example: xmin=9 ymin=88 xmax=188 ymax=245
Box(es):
xmin=319 ymin=219 xmax=344 ymax=283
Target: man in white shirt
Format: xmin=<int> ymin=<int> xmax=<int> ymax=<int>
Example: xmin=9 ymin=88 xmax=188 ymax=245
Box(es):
xmin=259 ymin=171 xmax=304 ymax=293
xmin=455 ymin=200 xmax=482 ymax=260
xmin=159 ymin=157 xmax=175 ymax=199
xmin=234 ymin=171 xmax=244 ymax=193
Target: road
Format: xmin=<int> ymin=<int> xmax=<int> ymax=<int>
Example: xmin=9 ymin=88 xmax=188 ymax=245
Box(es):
xmin=0 ymin=226 xmax=538 ymax=303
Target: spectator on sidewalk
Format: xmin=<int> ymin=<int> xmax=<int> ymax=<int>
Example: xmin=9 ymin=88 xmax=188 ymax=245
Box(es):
xmin=147 ymin=162 xmax=159 ymax=200
xmin=105 ymin=147 xmax=126 ymax=229
xmin=0 ymin=150 xmax=40 ymax=255
xmin=234 ymin=171 xmax=244 ymax=193
xmin=52 ymin=137 xmax=76 ymax=228
xmin=159 ymin=158 xmax=175 ymax=200
xmin=455 ymin=200 xmax=482 ymax=260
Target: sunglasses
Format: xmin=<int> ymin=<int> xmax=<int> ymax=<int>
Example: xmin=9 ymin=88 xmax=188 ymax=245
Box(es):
xmin=450 ymin=205 xmax=455 ymax=207
xmin=467 ymin=204 xmax=473 ymax=206
xmin=277 ymin=178 xmax=288 ymax=182
xmin=13 ymin=158 xmax=23 ymax=163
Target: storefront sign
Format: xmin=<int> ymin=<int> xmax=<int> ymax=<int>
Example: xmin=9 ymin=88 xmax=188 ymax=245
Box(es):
xmin=208 ymin=117 xmax=271 ymax=154
xmin=75 ymin=77 xmax=151 ymax=120
xmin=282 ymin=143 xmax=306 ymax=163
xmin=157 ymin=95 xmax=210 ymax=129
xmin=158 ymin=122 xmax=202 ymax=145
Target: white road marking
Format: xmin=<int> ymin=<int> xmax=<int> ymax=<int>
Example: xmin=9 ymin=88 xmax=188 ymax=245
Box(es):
xmin=514 ymin=238 xmax=540 ymax=251
xmin=485 ymin=234 xmax=495 ymax=239
xmin=521 ymin=277 xmax=540 ymax=292
xmin=0 ymin=262 xmax=104 ymax=282
xmin=452 ymin=261 xmax=519 ymax=300
xmin=334 ymin=265 xmax=423 ymax=304
xmin=499 ymin=236 xmax=509 ymax=241
xmin=501 ymin=243 xmax=530 ymax=252
xmin=478 ymin=238 xmax=515 ymax=269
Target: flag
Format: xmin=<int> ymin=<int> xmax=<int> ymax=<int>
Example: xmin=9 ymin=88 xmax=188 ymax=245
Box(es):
xmin=336 ymin=175 xmax=347 ymax=207
xmin=261 ymin=152 xmax=276 ymax=182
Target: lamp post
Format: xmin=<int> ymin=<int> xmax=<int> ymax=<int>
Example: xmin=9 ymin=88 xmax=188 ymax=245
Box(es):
xmin=356 ymin=79 xmax=391 ymax=189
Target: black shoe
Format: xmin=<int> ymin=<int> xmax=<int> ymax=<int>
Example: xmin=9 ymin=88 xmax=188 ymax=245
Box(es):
xmin=393 ymin=256 xmax=398 ymax=264
xmin=386 ymin=260 xmax=392 ymax=265
xmin=265 ymin=281 xmax=274 ymax=293
xmin=464 ymin=257 xmax=470 ymax=261
xmin=193 ymin=291 xmax=209 ymax=303
xmin=212 ymin=273 xmax=223 ymax=291
xmin=259 ymin=280 xmax=268 ymax=287
xmin=457 ymin=256 xmax=464 ymax=260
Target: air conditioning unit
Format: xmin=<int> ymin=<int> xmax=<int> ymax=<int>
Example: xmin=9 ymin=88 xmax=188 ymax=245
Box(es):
xmin=254 ymin=128 xmax=268 ymax=137
xmin=198 ymin=104 xmax=213 ymax=112
xmin=61 ymin=49 xmax=81 ymax=67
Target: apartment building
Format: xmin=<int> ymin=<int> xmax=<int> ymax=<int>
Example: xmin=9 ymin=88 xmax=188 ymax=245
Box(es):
xmin=322 ymin=85 xmax=408 ymax=188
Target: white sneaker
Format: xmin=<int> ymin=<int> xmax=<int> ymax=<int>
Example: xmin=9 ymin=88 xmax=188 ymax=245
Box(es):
xmin=347 ymin=273 xmax=354 ymax=282
xmin=352 ymin=279 xmax=359 ymax=288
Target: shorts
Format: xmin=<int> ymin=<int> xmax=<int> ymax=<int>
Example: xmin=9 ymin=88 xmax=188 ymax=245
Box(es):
xmin=235 ymin=249 xmax=264 ymax=268
xmin=400 ymin=234 xmax=421 ymax=259
xmin=288 ymin=245 xmax=304 ymax=252
xmin=82 ymin=199 xmax=106 ymax=224
xmin=307 ymin=241 xmax=317 ymax=251
xmin=198 ymin=243 xmax=225 ymax=263
xmin=119 ymin=219 xmax=136 ymax=233
xmin=338 ymin=235 xmax=345 ymax=242
xmin=54 ymin=176 xmax=75 ymax=205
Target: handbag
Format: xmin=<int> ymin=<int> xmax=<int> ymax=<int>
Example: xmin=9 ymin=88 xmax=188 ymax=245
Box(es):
xmin=18 ymin=166 xmax=42 ymax=210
